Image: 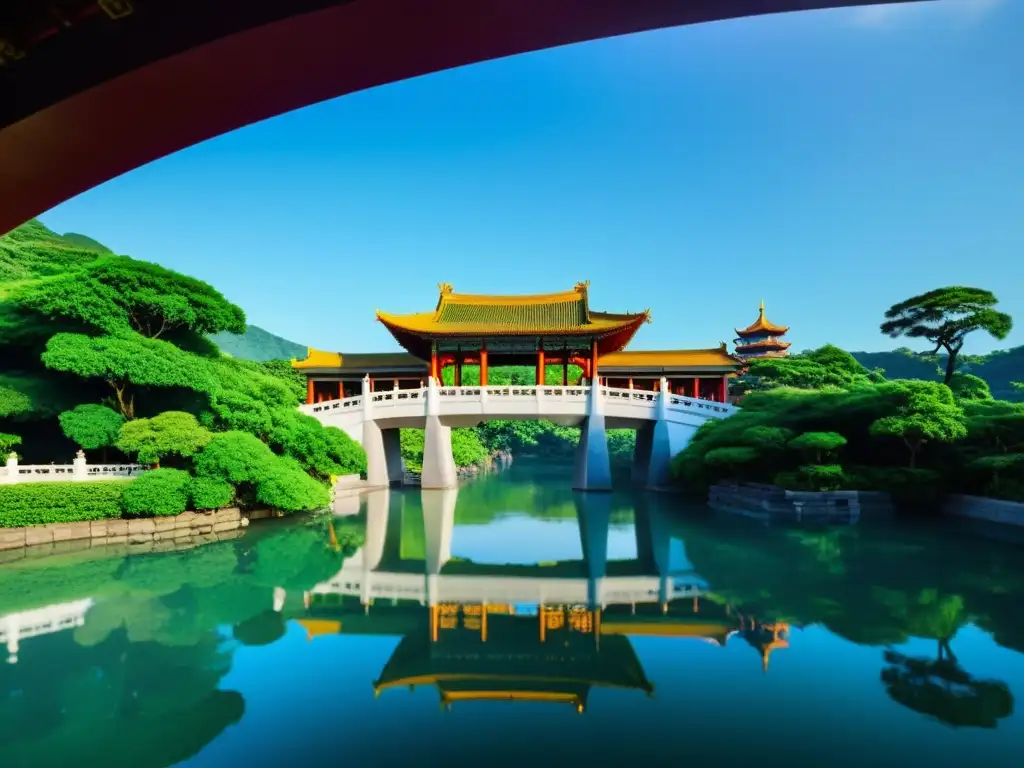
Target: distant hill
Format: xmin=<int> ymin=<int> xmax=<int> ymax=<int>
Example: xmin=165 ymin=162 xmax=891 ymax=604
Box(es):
xmin=0 ymin=219 xmax=109 ymax=288
xmin=210 ymin=325 xmax=306 ymax=362
xmin=59 ymin=232 xmax=112 ymax=253
xmin=851 ymin=346 xmax=1024 ymax=401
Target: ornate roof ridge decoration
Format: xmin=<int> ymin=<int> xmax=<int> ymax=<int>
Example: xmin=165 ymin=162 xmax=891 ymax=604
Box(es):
xmin=735 ymin=299 xmax=789 ymax=337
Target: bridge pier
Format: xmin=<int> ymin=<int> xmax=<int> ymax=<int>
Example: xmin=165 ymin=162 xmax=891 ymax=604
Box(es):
xmin=631 ymin=423 xmax=655 ymax=486
xmin=643 ymin=378 xmax=699 ymax=488
xmin=572 ymin=381 xmax=612 ymax=491
xmin=363 ymin=419 xmax=405 ymax=488
xmin=421 ymin=379 xmax=458 ymax=489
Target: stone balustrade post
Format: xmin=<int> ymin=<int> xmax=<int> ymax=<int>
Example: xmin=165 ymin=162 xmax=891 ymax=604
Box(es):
xmin=4 ymin=452 xmax=18 ymax=485
xmin=72 ymin=450 xmax=88 ymax=481
xmin=361 ymin=375 xmax=373 ymax=420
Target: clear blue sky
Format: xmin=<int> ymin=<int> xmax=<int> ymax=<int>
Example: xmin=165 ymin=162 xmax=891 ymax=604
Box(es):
xmin=40 ymin=0 xmax=1023 ymax=355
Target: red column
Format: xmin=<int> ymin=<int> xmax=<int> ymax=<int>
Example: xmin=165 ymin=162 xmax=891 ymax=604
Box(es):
xmin=536 ymin=348 xmax=546 ymax=386
xmin=692 ymin=378 xmax=700 ymax=399
xmin=338 ymin=381 xmax=344 ymax=400
xmin=430 ymin=349 xmax=439 ymax=384
xmin=590 ymin=339 xmax=599 ymax=384
xmin=307 ymin=379 xmax=315 ymax=404
xmin=480 ymin=343 xmax=488 ymax=387
xmin=719 ymin=375 xmax=728 ymax=403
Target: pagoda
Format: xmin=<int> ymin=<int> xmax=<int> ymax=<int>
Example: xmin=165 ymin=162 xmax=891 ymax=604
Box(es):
xmin=376 ymin=281 xmax=649 ymax=386
xmin=733 ymin=301 xmax=791 ymax=360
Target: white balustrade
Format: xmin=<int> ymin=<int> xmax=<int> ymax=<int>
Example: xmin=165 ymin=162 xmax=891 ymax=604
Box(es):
xmin=0 ymin=452 xmax=148 ymax=485
xmin=303 ymin=385 xmax=737 ymax=423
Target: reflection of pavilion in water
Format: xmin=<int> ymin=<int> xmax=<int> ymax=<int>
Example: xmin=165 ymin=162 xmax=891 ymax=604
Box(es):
xmin=0 ymin=599 xmax=94 ymax=664
xmin=294 ymin=489 xmax=790 ymax=711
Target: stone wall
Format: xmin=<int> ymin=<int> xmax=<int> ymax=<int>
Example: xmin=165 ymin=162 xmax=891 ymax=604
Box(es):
xmin=943 ymin=494 xmax=1024 ymax=528
xmin=709 ymin=482 xmax=893 ymax=524
xmin=0 ymin=507 xmax=248 ymax=563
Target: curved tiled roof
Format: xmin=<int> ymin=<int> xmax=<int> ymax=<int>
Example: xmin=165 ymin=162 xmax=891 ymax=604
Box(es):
xmin=735 ymin=301 xmax=789 ymax=337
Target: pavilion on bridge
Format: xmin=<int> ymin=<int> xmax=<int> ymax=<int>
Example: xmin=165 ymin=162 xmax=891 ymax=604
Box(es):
xmin=293 ymin=282 xmax=742 ymax=404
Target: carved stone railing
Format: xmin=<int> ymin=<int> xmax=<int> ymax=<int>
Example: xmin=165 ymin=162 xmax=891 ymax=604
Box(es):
xmin=302 ymin=384 xmax=737 ymax=421
xmin=1 ymin=452 xmax=149 ymax=485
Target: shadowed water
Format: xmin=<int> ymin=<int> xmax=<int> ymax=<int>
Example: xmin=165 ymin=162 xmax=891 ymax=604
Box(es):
xmin=2 ymin=463 xmax=1024 ymax=767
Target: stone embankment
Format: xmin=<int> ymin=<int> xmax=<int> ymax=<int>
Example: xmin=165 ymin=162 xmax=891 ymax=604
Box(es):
xmin=0 ymin=507 xmax=249 ymax=563
xmin=943 ymin=495 xmax=1024 ymax=528
xmin=709 ymin=482 xmax=893 ymax=524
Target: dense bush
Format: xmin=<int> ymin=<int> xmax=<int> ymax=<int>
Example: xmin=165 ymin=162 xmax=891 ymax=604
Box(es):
xmin=122 ymin=468 xmax=191 ymax=517
xmin=267 ymin=408 xmax=366 ymax=479
xmin=0 ymin=481 xmax=129 ymax=527
xmin=253 ymin=456 xmax=330 ymax=512
xmin=190 ymin=476 xmax=235 ymax=510
xmin=116 ymin=411 xmax=212 ymax=465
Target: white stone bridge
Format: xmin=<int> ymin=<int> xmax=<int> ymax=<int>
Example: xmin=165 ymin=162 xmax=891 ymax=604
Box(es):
xmin=301 ymin=377 xmax=737 ymax=490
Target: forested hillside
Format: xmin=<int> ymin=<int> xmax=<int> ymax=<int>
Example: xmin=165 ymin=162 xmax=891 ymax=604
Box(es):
xmin=210 ymin=325 xmax=306 ymax=362
xmin=851 ymin=347 xmax=1024 ymax=401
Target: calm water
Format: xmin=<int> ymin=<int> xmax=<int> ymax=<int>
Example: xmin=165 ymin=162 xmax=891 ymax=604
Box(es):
xmin=3 ymin=463 xmax=1024 ymax=767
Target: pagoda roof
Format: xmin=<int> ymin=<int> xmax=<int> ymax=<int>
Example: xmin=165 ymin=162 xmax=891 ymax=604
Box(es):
xmin=377 ymin=282 xmax=650 ymax=358
xmin=292 ymin=349 xmax=427 ymax=372
xmin=734 ymin=339 xmax=792 ymax=352
xmin=598 ymin=345 xmax=743 ymax=373
xmin=735 ymin=301 xmax=789 ymax=337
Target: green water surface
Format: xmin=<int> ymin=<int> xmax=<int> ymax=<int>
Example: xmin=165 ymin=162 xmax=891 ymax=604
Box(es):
xmin=2 ymin=463 xmax=1024 ymax=767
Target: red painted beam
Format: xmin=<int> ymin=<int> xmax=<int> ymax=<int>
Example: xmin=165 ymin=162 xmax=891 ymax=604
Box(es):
xmin=0 ymin=0 xmax=927 ymax=234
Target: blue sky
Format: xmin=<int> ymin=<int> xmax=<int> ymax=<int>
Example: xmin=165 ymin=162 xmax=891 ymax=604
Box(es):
xmin=40 ymin=0 xmax=1023 ymax=355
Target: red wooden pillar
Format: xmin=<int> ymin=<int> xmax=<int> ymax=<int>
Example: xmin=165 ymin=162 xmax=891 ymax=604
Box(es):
xmin=306 ymin=378 xmax=314 ymax=405
xmin=480 ymin=342 xmax=489 ymax=387
xmin=590 ymin=339 xmax=599 ymax=385
xmin=536 ymin=348 xmax=546 ymax=386
xmin=719 ymin=375 xmax=729 ymax=403
xmin=692 ymin=378 xmax=700 ymax=399
xmin=628 ymin=377 xmax=634 ymax=390
xmin=430 ymin=347 xmax=439 ymax=384
xmin=338 ymin=381 xmax=344 ymax=400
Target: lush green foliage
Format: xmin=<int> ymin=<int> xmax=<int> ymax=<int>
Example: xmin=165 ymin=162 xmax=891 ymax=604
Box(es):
xmin=680 ymin=292 xmax=1022 ymax=503
xmin=116 ymin=411 xmax=212 ymax=465
xmin=13 ymin=254 xmax=246 ymax=338
xmin=880 ymin=286 xmax=1013 ymax=385
xmin=0 ymin=481 xmax=130 ymax=527
xmin=0 ymin=432 xmax=21 ymax=454
xmin=122 ymin=468 xmax=192 ymax=517
xmin=0 ymin=221 xmax=363 ymax=515
xmin=58 ymin=404 xmax=124 ymax=452
xmin=189 ymin=476 xmax=235 ymax=510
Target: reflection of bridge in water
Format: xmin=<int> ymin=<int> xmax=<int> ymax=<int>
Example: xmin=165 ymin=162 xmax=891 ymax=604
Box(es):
xmin=291 ymin=488 xmax=790 ymax=711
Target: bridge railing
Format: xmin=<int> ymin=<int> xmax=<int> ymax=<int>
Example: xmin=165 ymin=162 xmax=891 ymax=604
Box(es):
xmin=303 ymin=385 xmax=737 ymax=419
xmin=1 ymin=453 xmax=148 ymax=485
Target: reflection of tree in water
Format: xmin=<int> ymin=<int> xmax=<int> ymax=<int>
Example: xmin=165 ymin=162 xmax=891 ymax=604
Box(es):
xmin=0 ymin=514 xmax=358 ymax=767
xmin=881 ymin=643 xmax=1014 ymax=728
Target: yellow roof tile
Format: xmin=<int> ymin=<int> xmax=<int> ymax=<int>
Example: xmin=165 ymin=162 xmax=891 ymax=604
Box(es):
xmin=735 ymin=301 xmax=789 ymax=337
xmin=599 ymin=346 xmax=742 ymax=370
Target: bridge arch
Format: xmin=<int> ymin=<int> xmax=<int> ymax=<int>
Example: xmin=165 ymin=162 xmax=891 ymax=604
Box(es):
xmin=1 ymin=0 xmax=923 ymax=234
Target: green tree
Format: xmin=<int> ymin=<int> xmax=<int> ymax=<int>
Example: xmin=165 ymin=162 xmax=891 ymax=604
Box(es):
xmin=42 ymin=332 xmax=213 ymax=419
xmin=190 ymin=476 xmax=235 ymax=510
xmin=58 ymin=404 xmax=124 ymax=457
xmin=0 ymin=432 xmax=21 ymax=455
xmin=880 ymin=287 xmax=1013 ymax=385
xmin=266 ymin=408 xmax=366 ymax=480
xmin=12 ymin=255 xmax=246 ymax=338
xmin=116 ymin=411 xmax=213 ymax=466
xmin=869 ymin=385 xmax=967 ymax=468
xmin=788 ymin=431 xmax=848 ymax=464
xmin=949 ymin=373 xmax=993 ymax=401
xmin=746 ymin=345 xmax=877 ymax=391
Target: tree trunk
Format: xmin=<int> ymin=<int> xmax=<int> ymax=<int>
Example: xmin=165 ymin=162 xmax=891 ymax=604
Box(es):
xmin=943 ymin=347 xmax=958 ymax=385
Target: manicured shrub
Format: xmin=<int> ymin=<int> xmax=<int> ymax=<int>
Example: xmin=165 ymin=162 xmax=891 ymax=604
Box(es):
xmin=193 ymin=431 xmax=275 ymax=483
xmin=190 ymin=476 xmax=234 ymax=510
xmin=254 ymin=456 xmax=330 ymax=513
xmin=0 ymin=481 xmax=129 ymax=527
xmin=116 ymin=411 xmax=212 ymax=465
xmin=58 ymin=404 xmax=124 ymax=452
xmin=122 ymin=468 xmax=191 ymax=517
